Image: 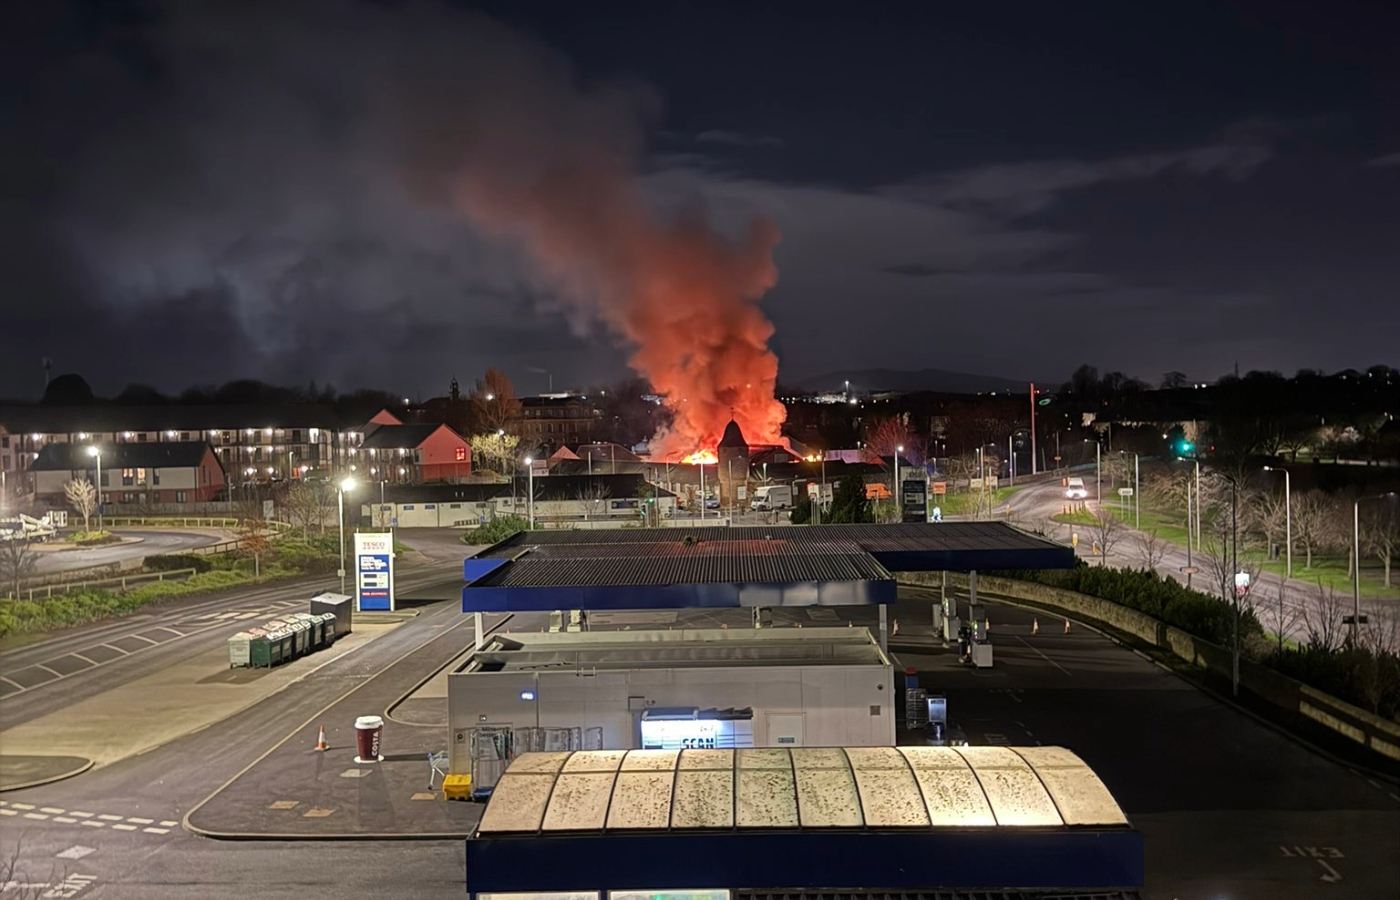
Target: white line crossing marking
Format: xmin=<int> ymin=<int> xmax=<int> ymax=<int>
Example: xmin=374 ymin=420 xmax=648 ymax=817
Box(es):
xmin=111 ymin=824 xmax=138 ymax=831
xmin=40 ymin=807 xmax=65 ymax=814
xmin=125 ymin=817 xmax=153 ymax=824
xmin=69 ymin=811 xmax=93 ymax=818
xmin=23 ymin=812 xmax=50 ymax=820
xmin=159 ymin=820 xmax=178 ymax=827
xmin=11 ymin=802 xmax=35 ymax=810
xmin=97 ymin=814 xmax=123 ymax=821
xmin=142 ymin=827 xmax=170 ymax=835
xmin=79 ymin=820 xmax=105 ymax=828
xmin=53 ymin=816 xmax=77 ymax=824
xmin=0 ymin=809 xmax=18 ymax=816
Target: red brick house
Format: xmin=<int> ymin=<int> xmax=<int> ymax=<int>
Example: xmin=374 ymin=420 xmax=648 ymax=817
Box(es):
xmin=360 ymin=423 xmax=472 ymax=483
xmin=31 ymin=441 xmax=226 ymax=506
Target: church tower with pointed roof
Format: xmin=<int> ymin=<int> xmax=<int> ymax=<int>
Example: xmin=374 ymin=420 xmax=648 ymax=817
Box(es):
xmin=716 ymin=418 xmax=751 ymax=512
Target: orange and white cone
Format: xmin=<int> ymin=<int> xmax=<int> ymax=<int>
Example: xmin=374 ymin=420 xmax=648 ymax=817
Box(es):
xmin=314 ymin=725 xmax=330 ymax=752
xmin=1031 ymin=618 xmax=1039 ymax=635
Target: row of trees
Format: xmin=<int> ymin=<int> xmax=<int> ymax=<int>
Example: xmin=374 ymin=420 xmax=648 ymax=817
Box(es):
xmin=1140 ymin=469 xmax=1398 ymax=586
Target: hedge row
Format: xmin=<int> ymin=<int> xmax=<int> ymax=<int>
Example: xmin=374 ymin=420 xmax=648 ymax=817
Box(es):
xmin=1008 ymin=564 xmax=1264 ymax=647
xmin=1008 ymin=563 xmax=1398 ymax=721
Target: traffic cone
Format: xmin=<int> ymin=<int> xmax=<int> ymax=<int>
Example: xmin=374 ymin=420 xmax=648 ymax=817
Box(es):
xmin=1032 ymin=618 xmax=1039 ymax=635
xmin=314 ymin=725 xmax=329 ymax=752
xmin=1063 ymin=618 xmax=1071 ymax=634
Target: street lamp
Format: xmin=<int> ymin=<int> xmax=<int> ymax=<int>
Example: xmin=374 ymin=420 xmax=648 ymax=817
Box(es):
xmin=1262 ymin=465 xmax=1292 ymax=578
xmin=523 ymin=457 xmax=535 ymax=529
xmin=895 ymin=444 xmax=904 ymax=517
xmin=1353 ymin=492 xmax=1398 ymax=642
xmin=337 ymin=477 xmax=356 ymax=594
xmin=86 ymin=446 xmax=103 ymax=531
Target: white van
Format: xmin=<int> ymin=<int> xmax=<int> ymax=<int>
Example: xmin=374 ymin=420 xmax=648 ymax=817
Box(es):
xmin=1064 ymin=477 xmax=1088 ymax=500
xmin=750 ymin=484 xmax=793 ymax=511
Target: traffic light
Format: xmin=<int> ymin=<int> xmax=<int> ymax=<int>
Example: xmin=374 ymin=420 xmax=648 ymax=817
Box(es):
xmin=1174 ymin=438 xmax=1195 ymax=456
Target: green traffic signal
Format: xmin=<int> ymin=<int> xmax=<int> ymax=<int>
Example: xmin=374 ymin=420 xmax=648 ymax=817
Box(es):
xmin=1175 ymin=439 xmax=1195 ymax=455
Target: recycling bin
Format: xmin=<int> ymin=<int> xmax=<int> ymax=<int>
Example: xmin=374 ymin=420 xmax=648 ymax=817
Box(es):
xmin=354 ymin=715 xmax=384 ymax=763
xmin=316 ymin=612 xmax=339 ymax=645
xmin=246 ymin=628 xmax=272 ymax=668
xmin=266 ymin=628 xmax=292 ymax=665
xmin=227 ymin=631 xmax=253 ymax=668
xmin=292 ymin=612 xmax=323 ymax=650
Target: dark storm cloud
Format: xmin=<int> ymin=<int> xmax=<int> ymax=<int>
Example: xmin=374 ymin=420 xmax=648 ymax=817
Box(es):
xmin=4 ymin=1 xmax=1397 ymax=400
xmin=2 ymin=0 xmax=645 ymax=398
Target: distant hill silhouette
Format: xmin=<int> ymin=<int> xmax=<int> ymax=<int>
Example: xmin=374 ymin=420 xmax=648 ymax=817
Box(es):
xmin=793 ymin=367 xmax=1029 ymax=394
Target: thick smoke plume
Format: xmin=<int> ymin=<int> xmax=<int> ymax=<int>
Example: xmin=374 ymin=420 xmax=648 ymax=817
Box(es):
xmin=408 ymin=41 xmax=788 ymax=457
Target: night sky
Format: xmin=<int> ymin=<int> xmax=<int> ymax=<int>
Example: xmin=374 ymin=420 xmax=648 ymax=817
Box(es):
xmin=4 ymin=0 xmax=1397 ymax=400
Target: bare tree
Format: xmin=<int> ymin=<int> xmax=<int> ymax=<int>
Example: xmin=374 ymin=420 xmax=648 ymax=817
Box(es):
xmin=1290 ymin=490 xmax=1331 ymax=570
xmin=1353 ymin=603 xmax=1399 ymax=715
xmin=470 ymin=432 xmax=520 ymax=477
xmin=1360 ymin=498 xmax=1399 ymax=588
xmin=1258 ymin=583 xmax=1302 ymax=655
xmin=1248 ymin=488 xmax=1289 ymax=565
xmin=0 ymin=537 xmax=39 ymax=599
xmin=1134 ymin=529 xmax=1168 ymax=572
xmin=575 ymin=480 xmax=612 ymax=521
xmin=63 ymin=477 xmax=97 ymax=532
xmin=1301 ymin=581 xmax=1346 ymax=653
xmin=1087 ymin=507 xmax=1123 ymax=564
xmin=283 ymin=481 xmax=320 ymax=536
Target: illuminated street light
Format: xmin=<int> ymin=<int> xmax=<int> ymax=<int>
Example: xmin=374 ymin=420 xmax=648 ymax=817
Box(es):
xmin=86 ymin=445 xmax=103 ymax=530
xmin=337 ymin=478 xmax=357 ymax=594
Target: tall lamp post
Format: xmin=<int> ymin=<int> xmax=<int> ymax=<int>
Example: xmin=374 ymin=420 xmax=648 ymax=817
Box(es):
xmin=1353 ymin=492 xmax=1398 ymax=642
xmin=86 ymin=446 xmax=103 ymax=531
xmin=894 ymin=444 xmax=904 ymax=517
xmin=1262 ymin=465 xmax=1291 ymax=579
xmin=337 ymin=477 xmax=356 ymax=595
xmin=524 ymin=457 xmax=535 ymax=529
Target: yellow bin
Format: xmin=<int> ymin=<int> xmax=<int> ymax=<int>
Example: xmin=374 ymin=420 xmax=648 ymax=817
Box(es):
xmin=443 ymin=773 xmax=473 ymax=801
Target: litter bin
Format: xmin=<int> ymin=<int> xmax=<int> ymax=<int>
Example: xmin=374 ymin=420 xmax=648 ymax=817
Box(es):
xmin=278 ymin=618 xmax=308 ymax=656
xmin=246 ymin=628 xmax=272 ymax=668
xmin=292 ymin=612 xmax=323 ymax=650
xmin=354 ymin=715 xmax=384 ymax=763
xmin=265 ymin=627 xmax=292 ymax=666
xmin=316 ymin=612 xmax=339 ymax=645
xmin=228 ymin=631 xmax=253 ymax=668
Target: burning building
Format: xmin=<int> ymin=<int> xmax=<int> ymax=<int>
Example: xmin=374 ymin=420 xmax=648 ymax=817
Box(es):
xmin=716 ymin=418 xmax=751 ymax=509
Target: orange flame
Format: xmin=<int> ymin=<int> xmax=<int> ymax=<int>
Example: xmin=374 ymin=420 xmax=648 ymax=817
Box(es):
xmin=681 ymin=448 xmax=718 ymax=465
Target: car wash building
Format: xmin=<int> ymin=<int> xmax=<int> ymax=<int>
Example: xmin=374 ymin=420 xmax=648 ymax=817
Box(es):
xmin=465 ymin=746 xmax=1144 ymax=898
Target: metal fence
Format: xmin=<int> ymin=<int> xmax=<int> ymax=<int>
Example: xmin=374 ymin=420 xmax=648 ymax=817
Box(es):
xmin=3 ymin=567 xmax=198 ymax=601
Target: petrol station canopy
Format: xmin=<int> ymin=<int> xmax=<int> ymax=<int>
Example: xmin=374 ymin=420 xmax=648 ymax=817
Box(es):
xmin=462 ymin=522 xmax=1074 ymax=612
xmin=466 ymin=747 xmax=1142 ymax=896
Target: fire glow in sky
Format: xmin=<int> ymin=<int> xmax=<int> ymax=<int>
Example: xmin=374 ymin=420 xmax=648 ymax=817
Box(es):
xmin=422 ymin=37 xmax=788 ymax=461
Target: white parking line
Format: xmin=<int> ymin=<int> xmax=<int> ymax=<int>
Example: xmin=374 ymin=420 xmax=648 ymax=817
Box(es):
xmin=70 ymin=652 xmax=100 ymax=665
xmin=33 ymin=663 xmax=65 ymax=677
xmin=125 ymin=634 xmax=158 ymax=645
xmin=1 ymin=676 xmax=25 ymax=690
xmin=99 ymin=643 xmax=131 ymax=656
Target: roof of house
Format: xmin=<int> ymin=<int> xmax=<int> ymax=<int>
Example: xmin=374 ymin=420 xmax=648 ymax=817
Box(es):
xmin=32 ymin=441 xmax=216 ymax=471
xmin=0 ymin=403 xmax=353 ymax=433
xmin=360 ymin=423 xmax=460 ymax=449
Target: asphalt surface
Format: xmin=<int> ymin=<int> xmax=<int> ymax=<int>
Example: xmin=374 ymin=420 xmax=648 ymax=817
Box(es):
xmin=892 ymin=586 xmax=1400 ymax=899
xmin=1001 ymin=477 xmax=1399 ymax=641
xmin=30 ymin=528 xmax=227 ymax=575
xmin=3 ymin=525 xmax=1397 ymax=899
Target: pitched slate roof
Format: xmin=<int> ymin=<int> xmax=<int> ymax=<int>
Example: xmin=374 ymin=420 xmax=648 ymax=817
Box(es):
xmin=32 ymin=441 xmax=215 ymax=471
